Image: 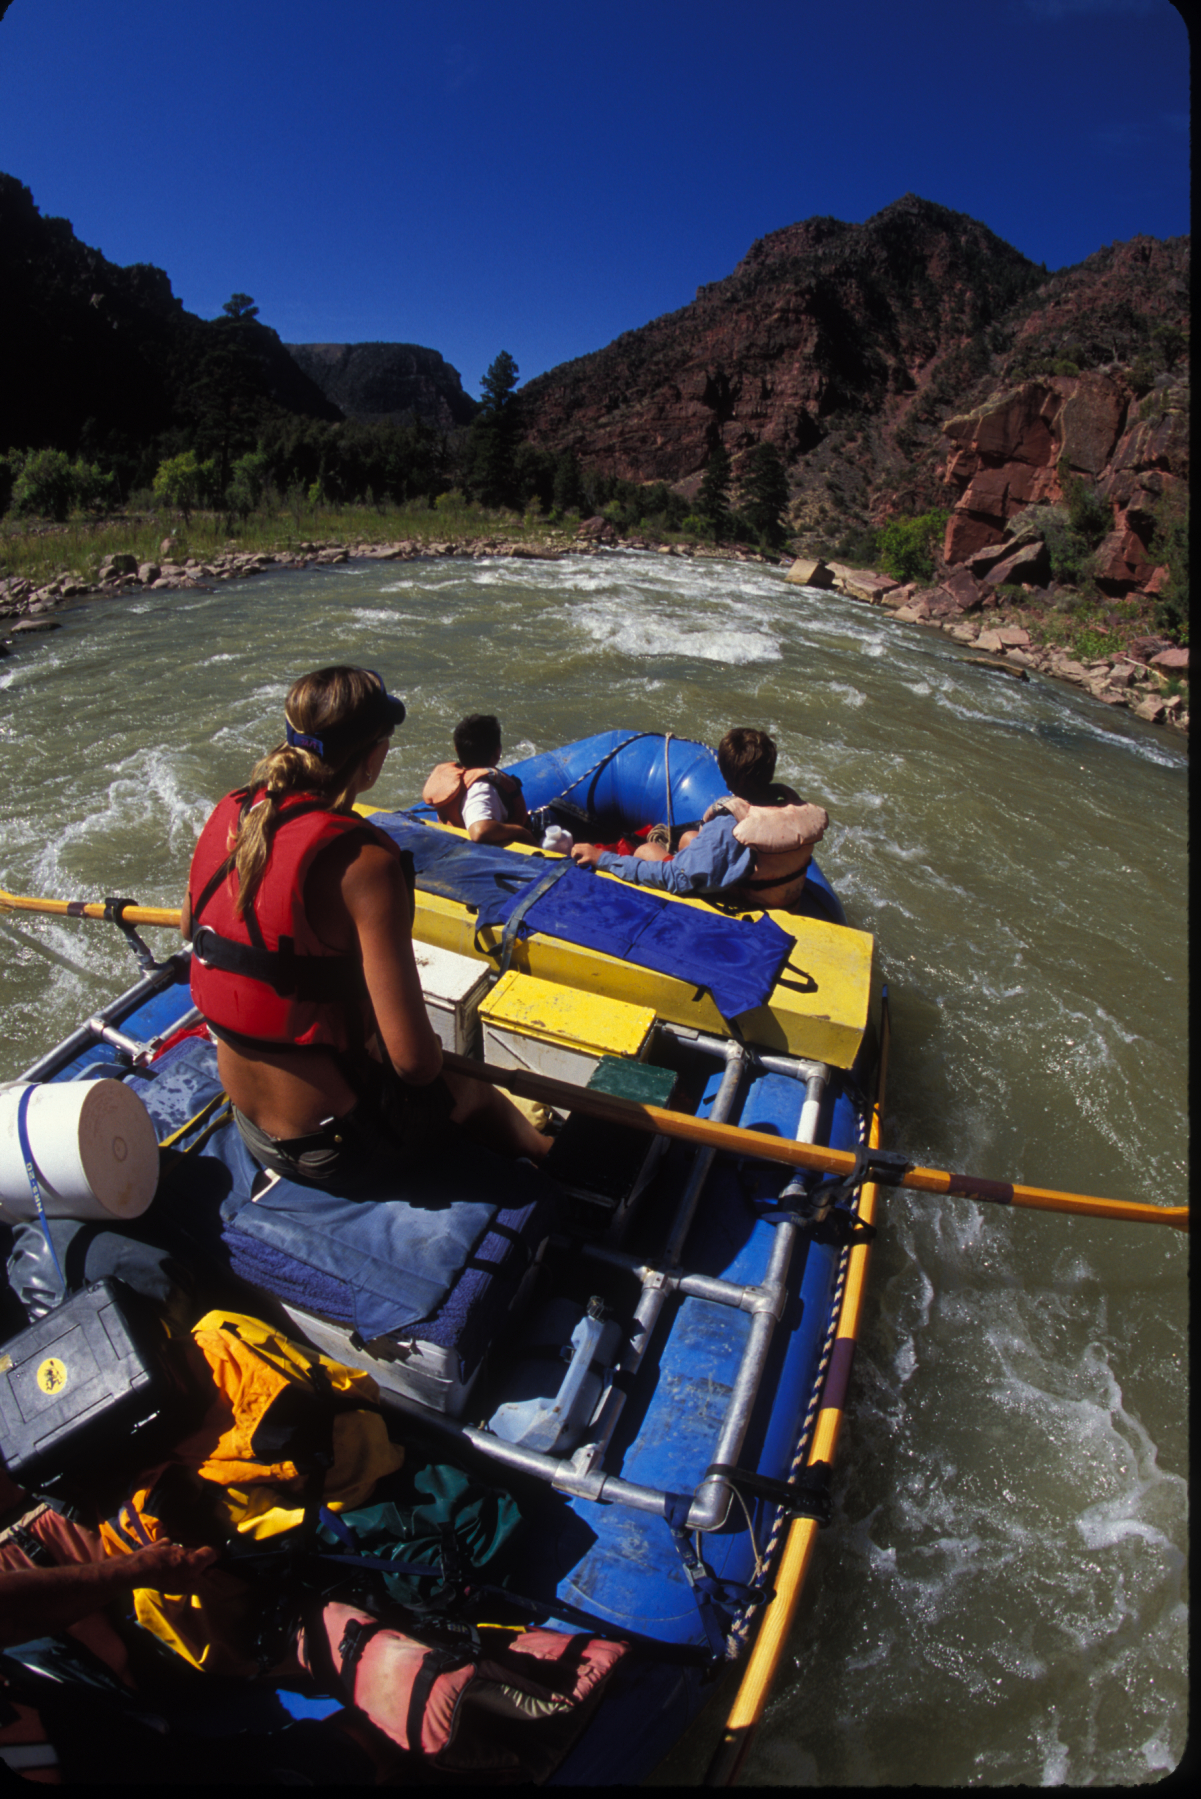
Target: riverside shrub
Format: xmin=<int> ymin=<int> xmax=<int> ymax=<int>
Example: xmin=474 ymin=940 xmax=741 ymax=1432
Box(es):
xmin=877 ymin=510 xmax=947 ymax=583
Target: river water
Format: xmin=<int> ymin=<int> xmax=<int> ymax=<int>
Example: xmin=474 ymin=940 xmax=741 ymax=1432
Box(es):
xmin=0 ymin=550 xmax=1188 ymax=1784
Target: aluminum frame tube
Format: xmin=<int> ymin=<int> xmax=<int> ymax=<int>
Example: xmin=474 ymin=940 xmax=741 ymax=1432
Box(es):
xmin=572 ymin=1039 xmax=746 ymax=1477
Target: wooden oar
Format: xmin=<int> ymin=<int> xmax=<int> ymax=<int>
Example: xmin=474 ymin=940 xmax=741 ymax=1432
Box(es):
xmin=2 ymin=884 xmax=1183 ymax=1233
xmin=442 ymin=1051 xmax=1188 ymax=1232
xmin=0 ymin=885 xmax=181 ymax=929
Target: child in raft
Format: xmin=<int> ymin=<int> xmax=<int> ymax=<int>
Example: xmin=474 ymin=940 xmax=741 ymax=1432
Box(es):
xmin=570 ymin=727 xmax=829 ymax=911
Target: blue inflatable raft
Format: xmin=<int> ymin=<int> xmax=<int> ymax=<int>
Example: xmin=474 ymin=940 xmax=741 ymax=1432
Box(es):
xmin=0 ymin=734 xmax=884 ymax=1785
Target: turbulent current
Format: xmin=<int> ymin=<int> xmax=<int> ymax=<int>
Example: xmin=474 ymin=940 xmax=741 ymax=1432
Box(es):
xmin=0 ymin=550 xmax=1188 ymax=1784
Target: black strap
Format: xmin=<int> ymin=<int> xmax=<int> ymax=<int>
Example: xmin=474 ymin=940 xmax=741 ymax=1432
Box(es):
xmin=191 ymin=924 xmax=357 ymax=1000
xmin=705 ymin=1459 xmax=833 ymax=1526
xmin=337 ymin=1614 xmax=388 ymax=1692
xmin=407 ymin=1645 xmax=472 ymax=1751
xmin=6 ymin=1523 xmax=56 ymax=1568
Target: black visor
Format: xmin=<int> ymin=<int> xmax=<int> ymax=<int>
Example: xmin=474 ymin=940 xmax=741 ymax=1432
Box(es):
xmin=284 ymin=670 xmax=405 ymax=763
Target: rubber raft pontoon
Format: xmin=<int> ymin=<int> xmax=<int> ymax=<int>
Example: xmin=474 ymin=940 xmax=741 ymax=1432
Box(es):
xmin=2 ymin=731 xmax=885 ymax=1784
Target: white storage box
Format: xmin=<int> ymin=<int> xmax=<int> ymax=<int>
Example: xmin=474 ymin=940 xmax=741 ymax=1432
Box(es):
xmin=479 ymin=971 xmax=656 ymax=1090
xmin=414 ymin=941 xmax=491 ymax=1055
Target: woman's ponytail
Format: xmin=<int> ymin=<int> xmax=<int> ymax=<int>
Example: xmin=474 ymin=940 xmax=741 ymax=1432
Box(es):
xmin=229 ymin=668 xmax=390 ymax=916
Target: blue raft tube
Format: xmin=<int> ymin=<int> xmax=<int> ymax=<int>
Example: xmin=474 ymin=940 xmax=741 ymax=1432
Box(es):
xmin=406 ymin=728 xmax=846 ymax=926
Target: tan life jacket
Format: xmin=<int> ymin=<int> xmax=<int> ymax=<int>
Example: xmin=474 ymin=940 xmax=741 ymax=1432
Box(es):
xmin=421 ymin=763 xmax=530 ymax=831
xmin=702 ymin=788 xmax=830 ymax=910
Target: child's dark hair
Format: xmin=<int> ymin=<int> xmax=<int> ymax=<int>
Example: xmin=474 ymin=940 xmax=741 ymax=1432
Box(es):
xmin=716 ymin=727 xmax=777 ymax=798
xmin=454 ymin=713 xmax=502 ymax=766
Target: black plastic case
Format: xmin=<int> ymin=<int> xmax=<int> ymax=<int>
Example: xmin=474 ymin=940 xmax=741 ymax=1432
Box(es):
xmin=0 ymin=1280 xmax=183 ymax=1495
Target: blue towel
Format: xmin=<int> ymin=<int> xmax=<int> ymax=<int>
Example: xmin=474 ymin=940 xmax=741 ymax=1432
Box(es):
xmin=372 ymin=811 xmax=795 ymax=1021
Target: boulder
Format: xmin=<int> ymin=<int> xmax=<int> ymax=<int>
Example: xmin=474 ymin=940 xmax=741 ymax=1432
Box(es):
xmin=1093 ymin=526 xmax=1154 ymax=593
xmin=1150 ymin=646 xmax=1189 ymax=674
xmin=937 ymin=567 xmax=984 ymax=612
xmin=1134 ymin=694 xmax=1167 ymax=723
xmin=785 ymin=557 xmax=835 ymax=589
xmin=892 ymin=602 xmax=933 ymax=624
xmin=98 ymin=552 xmax=138 ymax=581
xmin=979 ymin=539 xmax=1050 ymax=589
xmin=836 ymin=569 xmax=899 ymax=604
xmin=993 ymin=626 xmax=1030 ymax=648
xmin=138 ymin=562 xmax=161 ymax=584
xmin=946 ymin=623 xmax=979 ymax=644
xmin=11 ymin=617 xmax=61 ymax=633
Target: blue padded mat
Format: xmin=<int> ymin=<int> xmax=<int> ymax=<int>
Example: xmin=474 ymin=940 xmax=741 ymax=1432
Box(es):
xmin=371 ymin=810 xmax=795 ymax=1021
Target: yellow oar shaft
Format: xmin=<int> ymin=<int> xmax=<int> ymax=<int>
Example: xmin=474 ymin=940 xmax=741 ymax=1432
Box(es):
xmin=0 ymin=888 xmax=182 ymax=929
xmin=442 ymin=1053 xmax=1187 ymax=1232
xmin=2 ymin=891 xmax=1182 ymax=1234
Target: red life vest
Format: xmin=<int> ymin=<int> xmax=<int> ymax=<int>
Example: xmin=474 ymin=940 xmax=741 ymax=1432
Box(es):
xmin=703 ymin=786 xmax=830 ymax=911
xmin=187 ymin=788 xmax=402 ymax=1051
xmin=422 ymin=763 xmax=530 ymax=831
xmin=297 ymin=1600 xmax=626 ymax=1776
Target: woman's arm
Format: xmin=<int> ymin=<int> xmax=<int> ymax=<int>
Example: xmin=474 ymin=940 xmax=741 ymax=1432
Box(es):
xmin=337 ymin=842 xmax=445 ymax=1086
xmin=0 ymin=1545 xmax=218 ymax=1649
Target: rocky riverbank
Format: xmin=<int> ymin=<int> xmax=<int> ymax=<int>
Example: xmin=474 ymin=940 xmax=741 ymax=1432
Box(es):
xmin=0 ymin=519 xmax=777 ymax=643
xmin=0 ymin=522 xmax=1187 ymax=736
xmin=786 ymin=555 xmax=1188 ymax=733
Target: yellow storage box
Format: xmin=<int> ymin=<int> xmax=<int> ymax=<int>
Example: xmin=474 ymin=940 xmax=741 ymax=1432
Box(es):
xmin=480 ymin=972 xmax=656 ymax=1088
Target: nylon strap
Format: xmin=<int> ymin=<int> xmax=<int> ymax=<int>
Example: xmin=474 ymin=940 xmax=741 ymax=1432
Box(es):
xmin=492 ymin=859 xmax=574 ymax=975
xmin=15 ymin=1087 xmax=68 ymax=1298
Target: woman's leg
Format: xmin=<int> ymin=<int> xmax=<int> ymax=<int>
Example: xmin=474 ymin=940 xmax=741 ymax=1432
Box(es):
xmin=442 ymin=1068 xmax=554 ymax=1161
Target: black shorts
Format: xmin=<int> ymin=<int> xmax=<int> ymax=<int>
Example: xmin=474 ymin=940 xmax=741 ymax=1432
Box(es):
xmin=232 ymin=1063 xmax=457 ymax=1186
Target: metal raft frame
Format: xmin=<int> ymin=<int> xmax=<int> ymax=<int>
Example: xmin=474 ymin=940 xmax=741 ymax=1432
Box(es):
xmin=386 ymin=1024 xmax=836 ymax=1538
xmin=18 ymin=958 xmax=847 ymax=1547
xmin=16 ymin=957 xmax=199 ymax=1082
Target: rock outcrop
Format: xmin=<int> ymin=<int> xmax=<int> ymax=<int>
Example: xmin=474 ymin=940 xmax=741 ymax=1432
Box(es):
xmin=939 ymin=368 xmax=1188 ymax=594
xmin=0 ymin=173 xmax=340 ymax=455
xmin=284 ymin=343 xmax=478 ymax=431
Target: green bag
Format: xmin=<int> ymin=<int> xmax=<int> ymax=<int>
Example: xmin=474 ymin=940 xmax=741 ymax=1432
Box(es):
xmin=314 ymin=1444 xmax=525 ymax=1609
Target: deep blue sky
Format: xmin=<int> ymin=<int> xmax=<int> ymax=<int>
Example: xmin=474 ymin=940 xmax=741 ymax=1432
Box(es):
xmin=0 ymin=0 xmax=1189 ymax=398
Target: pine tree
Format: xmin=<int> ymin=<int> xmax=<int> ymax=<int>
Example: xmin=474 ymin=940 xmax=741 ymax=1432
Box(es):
xmin=466 ymin=350 xmax=521 ymax=507
xmin=698 ymin=441 xmax=732 ymax=540
xmin=739 ymin=441 xmax=791 ymax=548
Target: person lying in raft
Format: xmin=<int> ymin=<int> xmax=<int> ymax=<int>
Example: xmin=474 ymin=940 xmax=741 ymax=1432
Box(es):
xmin=182 ymin=667 xmax=551 ymax=1182
xmin=570 ymin=726 xmax=829 ymax=912
xmin=422 ymin=712 xmax=537 ymax=846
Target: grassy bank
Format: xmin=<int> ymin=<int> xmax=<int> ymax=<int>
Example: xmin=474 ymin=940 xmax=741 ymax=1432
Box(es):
xmin=2 ymin=501 xmax=1186 ymax=723
xmin=0 ymin=495 xmax=593 ymax=591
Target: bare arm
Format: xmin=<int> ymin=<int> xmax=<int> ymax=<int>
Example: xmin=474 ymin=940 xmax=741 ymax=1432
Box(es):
xmin=0 ymin=1544 xmax=218 ymax=1649
xmin=338 ymin=843 xmax=444 ymax=1087
xmin=467 ymin=818 xmax=536 ymax=846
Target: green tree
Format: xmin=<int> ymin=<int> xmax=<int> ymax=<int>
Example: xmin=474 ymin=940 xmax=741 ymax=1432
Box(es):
xmin=465 ymin=350 xmax=522 ymax=508
xmin=153 ymin=450 xmax=202 ymax=520
xmin=1151 ymin=491 xmax=1189 ymax=644
xmin=697 ymin=442 xmax=732 ymax=540
xmin=738 ymin=442 xmax=791 ymax=548
xmin=221 ymin=293 xmax=260 ymax=321
xmin=10 ymin=448 xmax=75 ymax=521
xmin=552 ymin=450 xmax=586 ymax=516
xmin=877 ymin=510 xmax=948 ymax=583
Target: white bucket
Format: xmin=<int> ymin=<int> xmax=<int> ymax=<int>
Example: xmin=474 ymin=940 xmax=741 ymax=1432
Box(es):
xmin=0 ymin=1081 xmax=160 ymax=1225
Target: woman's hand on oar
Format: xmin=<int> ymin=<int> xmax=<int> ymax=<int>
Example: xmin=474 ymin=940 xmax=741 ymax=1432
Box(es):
xmin=441 ymin=1051 xmax=1188 ymax=1234
xmin=0 ymin=884 xmax=182 ymax=929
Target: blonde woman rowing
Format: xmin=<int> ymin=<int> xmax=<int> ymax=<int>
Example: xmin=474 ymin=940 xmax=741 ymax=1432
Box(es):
xmin=182 ymin=666 xmax=550 ymax=1183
